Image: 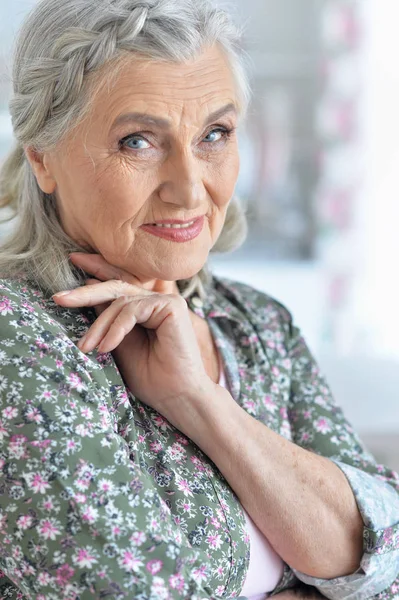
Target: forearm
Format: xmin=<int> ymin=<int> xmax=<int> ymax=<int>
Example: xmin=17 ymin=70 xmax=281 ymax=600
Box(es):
xmin=169 ymin=385 xmax=364 ymax=580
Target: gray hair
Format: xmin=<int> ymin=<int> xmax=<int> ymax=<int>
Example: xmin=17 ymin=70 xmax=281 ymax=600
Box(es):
xmin=0 ymin=0 xmax=251 ymax=299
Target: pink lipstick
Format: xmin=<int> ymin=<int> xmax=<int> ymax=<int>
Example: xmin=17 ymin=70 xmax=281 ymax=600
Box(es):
xmin=140 ymin=216 xmax=205 ymax=243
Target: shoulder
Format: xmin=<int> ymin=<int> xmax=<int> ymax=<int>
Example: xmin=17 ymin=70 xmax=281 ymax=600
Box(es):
xmin=0 ymin=276 xmax=92 ymax=348
xmin=211 ymin=274 xmax=294 ymax=330
xmin=0 ymin=278 xmax=116 ymax=401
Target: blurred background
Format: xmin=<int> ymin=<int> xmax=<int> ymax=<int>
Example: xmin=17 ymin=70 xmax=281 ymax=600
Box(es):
xmin=0 ymin=0 xmax=398 ymax=468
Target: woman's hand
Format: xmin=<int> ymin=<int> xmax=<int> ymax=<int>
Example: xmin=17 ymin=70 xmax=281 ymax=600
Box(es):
xmin=53 ymin=253 xmax=217 ymax=419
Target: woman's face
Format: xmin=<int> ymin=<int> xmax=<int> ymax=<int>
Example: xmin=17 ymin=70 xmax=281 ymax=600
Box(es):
xmin=39 ymin=45 xmax=240 ymax=287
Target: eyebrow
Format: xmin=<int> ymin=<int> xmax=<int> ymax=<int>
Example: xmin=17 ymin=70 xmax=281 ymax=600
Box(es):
xmin=110 ymin=102 xmax=237 ymax=132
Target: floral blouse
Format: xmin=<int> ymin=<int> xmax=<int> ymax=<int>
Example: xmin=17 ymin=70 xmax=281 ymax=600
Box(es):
xmin=0 ymin=274 xmax=398 ymax=600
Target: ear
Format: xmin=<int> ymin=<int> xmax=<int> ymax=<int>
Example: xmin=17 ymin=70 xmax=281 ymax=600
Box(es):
xmin=24 ymin=146 xmax=57 ymax=195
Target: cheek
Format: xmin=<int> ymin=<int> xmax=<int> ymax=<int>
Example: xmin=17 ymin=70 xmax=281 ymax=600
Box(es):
xmin=210 ymin=150 xmax=240 ymax=208
xmin=88 ymin=162 xmax=148 ymax=224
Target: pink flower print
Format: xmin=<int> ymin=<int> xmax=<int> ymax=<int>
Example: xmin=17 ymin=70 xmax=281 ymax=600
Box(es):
xmin=9 ymin=435 xmax=28 ymax=460
xmin=12 ymin=546 xmax=22 ymax=562
xmin=56 ymin=564 xmax=75 ymax=586
xmin=169 ymin=573 xmax=185 ymax=592
xmin=73 ymin=493 xmax=86 ymax=504
xmin=206 ymin=533 xmax=223 ymax=549
xmin=75 ymin=476 xmax=91 ymax=491
xmin=68 ymin=373 xmax=86 ymax=392
xmin=56 ymin=359 xmax=63 ymax=368
xmin=38 ymin=518 xmax=61 ymax=540
xmin=74 ymin=424 xmax=91 ymax=438
xmin=98 ymin=479 xmax=114 ymax=494
xmin=216 ymin=585 xmax=226 ymax=596
xmin=219 ymin=498 xmax=230 ymax=514
xmin=263 ymin=395 xmax=277 ymax=413
xmin=314 ymin=417 xmax=332 ymax=434
xmin=37 ymin=571 xmax=52 ymax=586
xmin=210 ymin=517 xmax=221 ymax=529
xmin=22 ymin=563 xmax=35 ymax=577
xmin=151 ymin=414 xmax=172 ymax=431
xmin=0 ymin=296 xmax=13 ymax=316
xmin=82 ymin=506 xmax=98 ymax=524
xmin=383 ymin=527 xmax=393 ymax=542
xmin=29 ymin=473 xmax=51 ymax=494
xmin=16 ymin=514 xmax=33 ymax=530
xmin=280 ymin=407 xmax=288 ymax=418
xmin=149 ymin=440 xmax=163 ymax=453
xmin=146 ymin=559 xmax=163 ymax=575
xmin=2 ymin=406 xmax=18 ymax=420
xmin=174 ymin=434 xmax=189 ymax=446
xmin=80 ymin=407 xmax=93 ymax=419
xmin=119 ymin=550 xmax=143 ymax=572
xmin=130 ymin=531 xmax=147 ymax=546
xmin=192 ymin=563 xmax=208 ymax=584
xmin=73 ymin=547 xmax=98 ymax=569
xmin=42 ymin=498 xmax=55 ymax=511
xmin=176 ymin=479 xmax=193 ymax=497
xmin=190 ymin=456 xmax=206 ymax=472
xmin=25 ymin=407 xmax=43 ymax=423
xmin=21 ymin=301 xmax=35 ymax=313
xmin=168 ymin=442 xmax=186 ymax=461
xmin=66 ymin=439 xmax=78 ymax=453
xmin=182 ymin=501 xmax=193 ymax=513
xmin=271 ymin=366 xmax=280 ymax=376
xmin=216 ymin=565 xmax=224 ymax=578
xmin=111 ymin=525 xmax=122 ymax=538
xmin=243 ymin=398 xmax=256 ymax=414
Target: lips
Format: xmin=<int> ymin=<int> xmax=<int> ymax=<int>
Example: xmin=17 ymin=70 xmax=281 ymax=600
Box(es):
xmin=140 ymin=216 xmax=205 ymax=243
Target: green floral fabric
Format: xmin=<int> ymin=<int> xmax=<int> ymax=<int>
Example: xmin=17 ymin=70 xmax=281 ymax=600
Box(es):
xmin=0 ymin=274 xmax=398 ymax=600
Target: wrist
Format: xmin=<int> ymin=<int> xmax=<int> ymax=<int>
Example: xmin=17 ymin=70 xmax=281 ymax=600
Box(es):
xmin=165 ymin=382 xmax=236 ymax=445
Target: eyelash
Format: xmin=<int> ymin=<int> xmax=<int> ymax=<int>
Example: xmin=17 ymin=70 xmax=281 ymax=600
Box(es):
xmin=118 ymin=126 xmax=236 ymax=151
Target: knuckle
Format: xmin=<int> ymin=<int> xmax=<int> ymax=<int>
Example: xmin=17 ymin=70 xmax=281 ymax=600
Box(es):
xmin=168 ymin=294 xmax=187 ymax=311
xmin=112 ymin=279 xmax=131 ymax=297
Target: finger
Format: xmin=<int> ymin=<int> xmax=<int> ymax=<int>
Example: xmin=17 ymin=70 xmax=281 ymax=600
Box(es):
xmin=85 ymin=278 xmax=101 ymax=286
xmin=69 ymin=253 xmax=144 ymax=288
xmin=52 ymin=279 xmax=150 ymax=307
xmin=78 ymin=296 xmax=132 ymax=353
xmin=97 ymin=301 xmax=143 ymax=354
xmin=84 ymin=278 xmax=112 ymax=316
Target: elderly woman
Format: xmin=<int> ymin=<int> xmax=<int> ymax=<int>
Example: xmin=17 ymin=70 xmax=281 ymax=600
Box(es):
xmin=0 ymin=1 xmax=398 ymax=599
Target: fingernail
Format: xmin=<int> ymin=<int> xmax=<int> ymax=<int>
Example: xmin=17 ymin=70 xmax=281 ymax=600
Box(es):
xmin=53 ymin=291 xmax=72 ymax=298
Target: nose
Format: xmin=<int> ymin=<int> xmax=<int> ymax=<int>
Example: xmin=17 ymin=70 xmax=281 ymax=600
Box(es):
xmin=157 ymin=149 xmax=207 ymax=210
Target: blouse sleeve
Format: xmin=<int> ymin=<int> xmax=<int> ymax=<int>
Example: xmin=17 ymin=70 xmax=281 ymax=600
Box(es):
xmin=284 ymin=315 xmax=399 ymax=600
xmin=0 ymin=288 xmax=216 ymax=600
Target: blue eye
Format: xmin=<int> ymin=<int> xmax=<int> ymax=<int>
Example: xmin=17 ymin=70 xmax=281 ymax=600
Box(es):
xmin=203 ymin=129 xmax=226 ymax=143
xmin=120 ymin=135 xmax=151 ymax=150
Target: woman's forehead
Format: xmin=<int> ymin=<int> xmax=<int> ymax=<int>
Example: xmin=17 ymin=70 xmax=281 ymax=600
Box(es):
xmin=88 ymin=46 xmax=239 ymax=130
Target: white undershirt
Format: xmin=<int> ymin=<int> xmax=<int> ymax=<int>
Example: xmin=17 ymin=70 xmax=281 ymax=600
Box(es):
xmin=216 ymin=348 xmax=285 ymax=600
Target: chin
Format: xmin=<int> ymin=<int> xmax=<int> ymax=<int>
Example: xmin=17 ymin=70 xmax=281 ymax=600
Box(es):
xmin=153 ymin=255 xmax=208 ymax=283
